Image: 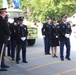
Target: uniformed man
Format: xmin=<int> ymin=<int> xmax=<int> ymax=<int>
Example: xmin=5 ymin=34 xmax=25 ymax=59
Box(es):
xmin=5 ymin=15 xmax=11 ymax=56
xmin=16 ymin=16 xmax=28 ymax=64
xmin=42 ymin=16 xmax=52 ymax=55
xmin=10 ymin=17 xmax=18 ymax=60
xmin=59 ymin=14 xmax=72 ymax=61
xmin=0 ymin=8 xmax=10 ymax=71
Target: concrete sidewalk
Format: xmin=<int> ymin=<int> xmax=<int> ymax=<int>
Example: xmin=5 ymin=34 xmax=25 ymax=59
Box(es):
xmin=0 ymin=37 xmax=76 ymax=75
xmin=0 ymin=59 xmax=32 ymax=75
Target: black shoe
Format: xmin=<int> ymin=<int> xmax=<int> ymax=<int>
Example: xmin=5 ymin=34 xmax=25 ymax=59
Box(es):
xmin=47 ymin=53 xmax=51 ymax=55
xmin=22 ymin=61 xmax=28 ymax=63
xmin=0 ymin=68 xmax=7 ymax=71
xmin=65 ymin=57 xmax=71 ymax=60
xmin=19 ymin=58 xmax=21 ymax=60
xmin=7 ymin=54 xmax=10 ymax=56
xmin=54 ymin=54 xmax=58 ymax=58
xmin=52 ymin=56 xmax=55 ymax=58
xmin=3 ymin=65 xmax=9 ymax=68
xmin=45 ymin=53 xmax=47 ymax=55
xmin=12 ymin=58 xmax=14 ymax=61
xmin=16 ymin=61 xmax=19 ymax=64
xmin=61 ymin=58 xmax=64 ymax=61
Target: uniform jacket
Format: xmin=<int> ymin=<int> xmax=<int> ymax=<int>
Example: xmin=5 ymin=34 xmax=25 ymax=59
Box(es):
xmin=10 ymin=22 xmax=18 ymax=40
xmin=59 ymin=22 xmax=72 ymax=41
xmin=0 ymin=16 xmax=10 ymax=44
xmin=42 ymin=22 xmax=51 ymax=37
xmin=16 ymin=24 xmax=28 ymax=44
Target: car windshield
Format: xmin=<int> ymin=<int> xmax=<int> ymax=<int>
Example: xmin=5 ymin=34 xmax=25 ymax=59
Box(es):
xmin=7 ymin=12 xmax=25 ymax=18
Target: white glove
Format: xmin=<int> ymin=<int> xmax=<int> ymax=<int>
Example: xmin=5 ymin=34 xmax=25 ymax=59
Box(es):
xmin=14 ymin=22 xmax=17 ymax=26
xmin=56 ymin=35 xmax=58 ymax=38
xmin=43 ymin=35 xmax=45 ymax=37
xmin=65 ymin=34 xmax=70 ymax=38
xmin=8 ymin=37 xmax=10 ymax=40
xmin=21 ymin=37 xmax=26 ymax=41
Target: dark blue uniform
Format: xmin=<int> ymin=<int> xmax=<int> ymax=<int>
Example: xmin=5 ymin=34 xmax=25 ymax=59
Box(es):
xmin=0 ymin=15 xmax=10 ymax=70
xmin=10 ymin=21 xmax=18 ymax=60
xmin=50 ymin=23 xmax=59 ymax=47
xmin=42 ymin=22 xmax=51 ymax=55
xmin=7 ymin=22 xmax=11 ymax=56
xmin=59 ymin=22 xmax=72 ymax=61
xmin=5 ymin=15 xmax=11 ymax=56
xmin=16 ymin=24 xmax=28 ymax=64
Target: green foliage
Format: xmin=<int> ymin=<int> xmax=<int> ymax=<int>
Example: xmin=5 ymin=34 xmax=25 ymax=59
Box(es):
xmin=8 ymin=0 xmax=12 ymax=8
xmin=0 ymin=0 xmax=2 ymax=7
xmin=0 ymin=0 xmax=76 ymax=22
xmin=0 ymin=0 xmax=12 ymax=8
xmin=20 ymin=0 xmax=76 ymax=22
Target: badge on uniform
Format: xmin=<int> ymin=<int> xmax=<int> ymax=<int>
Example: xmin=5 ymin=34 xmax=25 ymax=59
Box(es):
xmin=68 ymin=25 xmax=71 ymax=28
xmin=46 ymin=25 xmax=49 ymax=27
xmin=24 ymin=28 xmax=26 ymax=30
xmin=63 ymin=26 xmax=65 ymax=28
xmin=53 ymin=26 xmax=55 ymax=28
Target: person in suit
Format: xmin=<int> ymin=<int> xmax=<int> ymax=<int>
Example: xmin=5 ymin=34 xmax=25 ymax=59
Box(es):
xmin=5 ymin=15 xmax=11 ymax=56
xmin=50 ymin=18 xmax=59 ymax=58
xmin=10 ymin=17 xmax=18 ymax=60
xmin=16 ymin=16 xmax=28 ymax=64
xmin=0 ymin=8 xmax=10 ymax=71
xmin=59 ymin=14 xmax=72 ymax=61
xmin=42 ymin=16 xmax=52 ymax=55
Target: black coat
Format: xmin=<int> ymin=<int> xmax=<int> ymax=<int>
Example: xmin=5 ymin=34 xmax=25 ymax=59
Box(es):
xmin=6 ymin=21 xmax=11 ymax=35
xmin=0 ymin=16 xmax=10 ymax=44
xmin=16 ymin=25 xmax=28 ymax=45
xmin=10 ymin=22 xmax=18 ymax=40
xmin=50 ymin=23 xmax=60 ymax=38
xmin=50 ymin=24 xmax=59 ymax=46
xmin=42 ymin=22 xmax=51 ymax=37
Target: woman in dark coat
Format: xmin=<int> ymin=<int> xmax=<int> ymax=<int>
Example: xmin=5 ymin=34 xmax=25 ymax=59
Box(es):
xmin=50 ymin=18 xmax=60 ymax=58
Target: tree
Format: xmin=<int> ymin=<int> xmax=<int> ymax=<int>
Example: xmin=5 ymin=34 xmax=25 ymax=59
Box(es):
xmin=0 ymin=0 xmax=3 ymax=7
xmin=0 ymin=0 xmax=76 ymax=22
xmin=20 ymin=0 xmax=76 ymax=22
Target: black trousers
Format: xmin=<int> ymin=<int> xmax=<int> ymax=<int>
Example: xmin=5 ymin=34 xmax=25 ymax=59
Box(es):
xmin=16 ymin=43 xmax=26 ymax=62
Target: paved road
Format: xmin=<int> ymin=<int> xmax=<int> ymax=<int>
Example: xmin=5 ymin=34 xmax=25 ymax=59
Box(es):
xmin=0 ymin=33 xmax=76 ymax=75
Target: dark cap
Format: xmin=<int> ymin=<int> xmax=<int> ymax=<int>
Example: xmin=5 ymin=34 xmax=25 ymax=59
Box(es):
xmin=61 ymin=14 xmax=67 ymax=18
xmin=18 ymin=16 xmax=24 ymax=21
xmin=46 ymin=16 xmax=51 ymax=20
xmin=53 ymin=18 xmax=58 ymax=21
xmin=13 ymin=17 xmax=18 ymax=22
xmin=0 ymin=8 xmax=7 ymax=11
